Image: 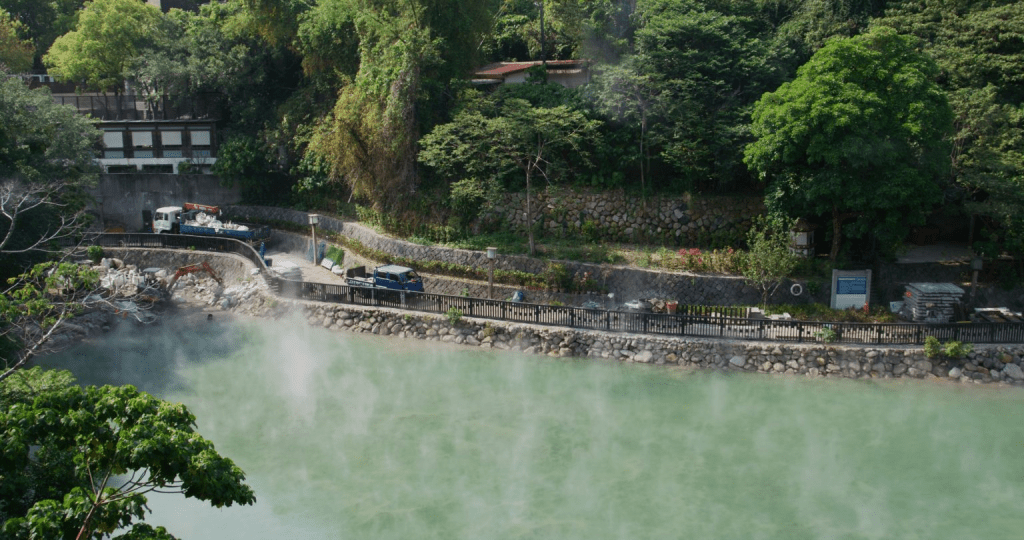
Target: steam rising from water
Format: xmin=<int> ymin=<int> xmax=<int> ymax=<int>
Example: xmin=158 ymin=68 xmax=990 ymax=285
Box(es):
xmin=39 ymin=314 xmax=1024 ymax=539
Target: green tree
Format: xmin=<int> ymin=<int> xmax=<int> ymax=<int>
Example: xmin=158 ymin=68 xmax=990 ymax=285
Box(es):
xmin=44 ymin=0 xmax=162 ymax=93
xmin=127 ymin=6 xmax=252 ymax=109
xmin=743 ymin=215 xmax=799 ymax=306
xmin=419 ymin=98 xmax=600 ymax=255
xmin=0 ymin=0 xmax=83 ymax=69
xmin=877 ymin=0 xmax=1024 ymax=253
xmin=631 ymin=0 xmax=785 ymax=192
xmin=589 ymin=56 xmax=666 ymax=200
xmin=305 ymin=0 xmax=494 ymax=211
xmin=949 ymin=85 xmax=1024 ymax=255
xmin=745 ymin=27 xmax=952 ymax=261
xmin=0 ymin=262 xmax=100 ymax=379
xmin=0 ymin=367 xmax=255 ymax=539
xmin=0 ymin=74 xmax=100 ymax=275
xmin=0 ymin=8 xmax=32 ymax=73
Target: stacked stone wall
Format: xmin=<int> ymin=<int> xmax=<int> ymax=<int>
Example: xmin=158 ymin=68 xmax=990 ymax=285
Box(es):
xmin=235 ymin=296 xmax=1024 ymax=386
xmin=484 ymin=190 xmax=765 ymax=245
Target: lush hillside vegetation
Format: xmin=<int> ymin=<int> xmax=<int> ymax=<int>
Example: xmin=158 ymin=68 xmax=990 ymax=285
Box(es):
xmin=2 ymin=0 xmax=1022 ymax=258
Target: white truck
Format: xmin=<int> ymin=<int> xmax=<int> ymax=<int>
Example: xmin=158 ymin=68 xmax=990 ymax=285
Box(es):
xmin=152 ymin=202 xmax=270 ymax=243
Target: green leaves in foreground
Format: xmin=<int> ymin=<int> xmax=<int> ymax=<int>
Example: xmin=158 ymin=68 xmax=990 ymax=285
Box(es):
xmin=0 ymin=368 xmax=255 ymax=539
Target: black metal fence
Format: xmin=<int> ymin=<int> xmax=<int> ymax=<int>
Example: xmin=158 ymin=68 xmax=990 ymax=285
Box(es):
xmin=85 ymin=234 xmax=1024 ymax=345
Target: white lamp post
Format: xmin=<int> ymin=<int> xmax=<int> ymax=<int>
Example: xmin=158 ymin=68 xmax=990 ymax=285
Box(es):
xmin=486 ymin=247 xmax=497 ymax=300
xmin=309 ymin=214 xmax=320 ymax=264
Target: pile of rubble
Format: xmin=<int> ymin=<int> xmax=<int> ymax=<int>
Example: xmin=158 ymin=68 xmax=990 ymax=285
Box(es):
xmin=93 ymin=258 xmax=160 ymax=298
xmin=167 ymin=268 xmax=266 ymax=311
xmin=186 ymin=211 xmax=250 ymax=231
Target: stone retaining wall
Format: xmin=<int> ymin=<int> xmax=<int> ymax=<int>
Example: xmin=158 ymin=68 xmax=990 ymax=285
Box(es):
xmin=485 ymin=190 xmax=764 ymax=245
xmin=230 ymin=205 xmax=827 ymax=307
xmin=234 ymin=295 xmax=1024 ymax=386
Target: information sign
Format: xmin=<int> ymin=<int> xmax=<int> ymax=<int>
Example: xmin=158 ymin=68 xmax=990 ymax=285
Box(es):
xmin=831 ymin=270 xmax=871 ymax=310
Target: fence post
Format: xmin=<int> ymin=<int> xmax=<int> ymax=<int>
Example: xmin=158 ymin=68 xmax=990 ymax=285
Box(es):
xmin=915 ymin=324 xmax=922 ymax=345
xmin=642 ymin=313 xmax=649 ymax=334
xmin=606 ymin=311 xmax=611 ymax=330
xmin=797 ymin=322 xmax=803 ymax=343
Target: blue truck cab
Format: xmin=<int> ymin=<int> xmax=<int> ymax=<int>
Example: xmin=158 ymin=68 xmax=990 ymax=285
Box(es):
xmin=345 ymin=264 xmax=424 ymax=292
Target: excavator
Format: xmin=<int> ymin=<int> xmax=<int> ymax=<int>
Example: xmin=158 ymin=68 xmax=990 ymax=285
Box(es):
xmin=166 ymin=262 xmax=223 ymax=289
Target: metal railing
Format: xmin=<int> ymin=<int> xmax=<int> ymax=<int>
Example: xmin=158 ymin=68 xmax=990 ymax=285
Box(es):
xmin=83 ymin=234 xmax=1024 ymax=345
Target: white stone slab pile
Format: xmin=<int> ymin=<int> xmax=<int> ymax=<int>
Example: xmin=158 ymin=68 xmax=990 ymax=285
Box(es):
xmin=900 ymin=283 xmax=964 ymax=323
xmin=185 ymin=212 xmax=250 ymax=231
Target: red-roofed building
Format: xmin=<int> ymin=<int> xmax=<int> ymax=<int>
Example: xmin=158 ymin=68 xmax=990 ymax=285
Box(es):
xmin=472 ymin=60 xmax=590 ymax=89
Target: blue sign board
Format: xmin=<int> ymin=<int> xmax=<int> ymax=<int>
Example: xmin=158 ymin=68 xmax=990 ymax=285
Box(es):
xmin=836 ymin=276 xmax=867 ymax=295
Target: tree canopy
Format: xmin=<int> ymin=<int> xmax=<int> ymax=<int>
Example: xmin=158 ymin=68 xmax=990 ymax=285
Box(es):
xmin=0 ymin=8 xmax=32 ymax=73
xmin=745 ymin=26 xmax=953 ymax=260
xmin=0 ymin=367 xmax=255 ymax=539
xmin=44 ymin=0 xmax=162 ymax=93
xmin=419 ymin=96 xmax=600 ymax=254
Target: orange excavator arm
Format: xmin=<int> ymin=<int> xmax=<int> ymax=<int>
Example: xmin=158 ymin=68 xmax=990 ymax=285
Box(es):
xmin=167 ymin=261 xmax=223 ymax=289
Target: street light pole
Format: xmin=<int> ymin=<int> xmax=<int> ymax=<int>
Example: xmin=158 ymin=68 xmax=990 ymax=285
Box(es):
xmin=309 ymin=214 xmax=320 ymax=265
xmin=487 ymin=247 xmax=497 ymax=300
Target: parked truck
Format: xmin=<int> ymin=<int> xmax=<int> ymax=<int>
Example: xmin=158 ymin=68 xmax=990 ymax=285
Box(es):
xmin=345 ymin=265 xmax=424 ymax=293
xmin=152 ymin=203 xmax=271 ymax=243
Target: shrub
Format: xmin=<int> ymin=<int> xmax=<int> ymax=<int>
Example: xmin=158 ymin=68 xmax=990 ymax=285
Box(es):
xmin=924 ymin=336 xmax=974 ymax=360
xmin=581 ymin=220 xmax=601 ymax=242
xmin=446 ymin=306 xmax=463 ymax=325
xmin=814 ymin=326 xmax=838 ymax=343
xmin=87 ymin=245 xmax=104 ymax=264
xmin=743 ymin=215 xmax=799 ymax=306
xmin=543 ymin=262 xmax=572 ymax=291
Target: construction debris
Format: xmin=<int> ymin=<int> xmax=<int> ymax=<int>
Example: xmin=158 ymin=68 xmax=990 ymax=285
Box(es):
xmin=186 ymin=211 xmax=250 ymax=231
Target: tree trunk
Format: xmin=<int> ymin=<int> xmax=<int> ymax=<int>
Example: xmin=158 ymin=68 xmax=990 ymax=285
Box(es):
xmin=526 ymin=169 xmax=535 ymax=256
xmin=831 ymin=209 xmax=842 ymax=262
xmin=830 ymin=206 xmax=858 ymax=262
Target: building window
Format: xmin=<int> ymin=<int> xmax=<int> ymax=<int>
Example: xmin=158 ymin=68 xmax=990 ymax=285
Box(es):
xmin=190 ymin=130 xmax=211 ymax=146
xmin=161 ymin=131 xmax=182 ymax=146
xmin=163 ymin=150 xmax=183 ymax=158
xmin=103 ymin=131 xmax=124 ymax=148
xmin=131 ymin=131 xmax=153 ymax=148
xmin=134 ymin=150 xmax=154 ymax=158
xmin=103 ymin=150 xmax=125 ymax=159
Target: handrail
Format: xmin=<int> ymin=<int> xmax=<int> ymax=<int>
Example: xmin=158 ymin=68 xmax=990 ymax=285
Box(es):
xmin=79 ymin=233 xmax=1024 ymax=345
